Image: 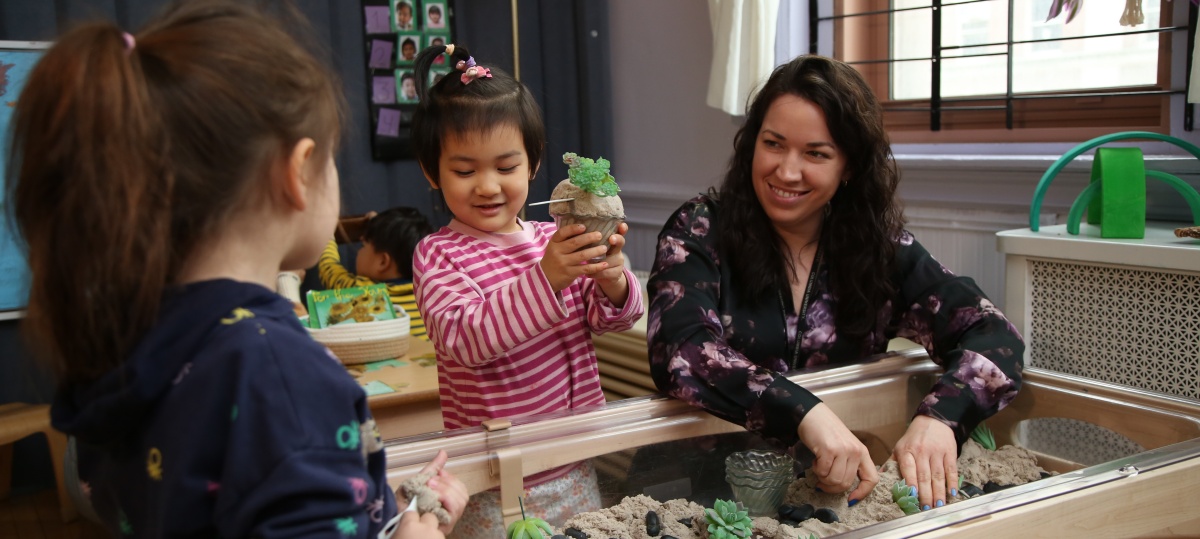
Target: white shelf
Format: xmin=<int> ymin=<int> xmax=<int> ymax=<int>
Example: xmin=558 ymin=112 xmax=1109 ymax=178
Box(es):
xmin=997 ymin=223 xmax=1200 ymax=273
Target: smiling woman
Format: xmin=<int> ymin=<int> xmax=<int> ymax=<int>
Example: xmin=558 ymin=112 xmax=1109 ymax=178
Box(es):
xmin=647 ymin=54 xmax=1026 ymax=512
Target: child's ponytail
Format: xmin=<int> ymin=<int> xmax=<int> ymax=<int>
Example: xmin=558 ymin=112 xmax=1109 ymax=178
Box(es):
xmin=411 ymin=44 xmax=545 ymax=186
xmin=9 ymin=24 xmax=172 ymax=385
xmin=7 ymin=1 xmax=345 ymax=387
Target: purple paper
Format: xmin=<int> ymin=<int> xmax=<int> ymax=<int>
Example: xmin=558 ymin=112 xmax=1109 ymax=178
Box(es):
xmin=376 ymin=108 xmax=401 ymax=137
xmin=368 ymin=40 xmax=394 ymax=69
xmin=372 ymin=76 xmax=396 ymax=104
xmin=364 ymin=6 xmax=391 ymax=34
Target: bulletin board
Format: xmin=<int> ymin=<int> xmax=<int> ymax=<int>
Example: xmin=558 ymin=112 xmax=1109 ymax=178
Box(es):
xmin=0 ymin=41 xmax=48 ymax=320
xmin=360 ymin=0 xmax=453 ymax=161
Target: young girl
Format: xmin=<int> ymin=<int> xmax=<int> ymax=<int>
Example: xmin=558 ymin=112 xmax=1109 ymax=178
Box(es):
xmin=6 ymin=2 xmax=465 ymax=537
xmin=409 ymin=44 xmax=644 ymax=536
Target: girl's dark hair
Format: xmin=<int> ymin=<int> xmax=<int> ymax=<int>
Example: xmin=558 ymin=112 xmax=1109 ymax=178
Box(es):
xmin=715 ymin=54 xmax=904 ymax=346
xmin=411 ymin=44 xmax=545 ymax=184
xmin=6 ymin=0 xmax=346 ymax=386
xmin=362 ymin=207 xmax=434 ymax=279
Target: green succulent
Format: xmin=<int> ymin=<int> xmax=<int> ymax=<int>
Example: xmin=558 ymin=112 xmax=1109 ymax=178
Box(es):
xmin=506 ymin=497 xmax=553 ymax=539
xmin=505 ymin=516 xmax=553 ymax=539
xmin=563 ymin=152 xmax=619 ymax=197
xmin=890 ymin=480 xmax=914 ymax=503
xmin=896 ymin=494 xmax=921 ymax=516
xmin=704 ymin=498 xmax=753 ymax=539
xmin=970 ymin=422 xmax=996 ymax=451
xmin=892 ymin=480 xmax=921 ymax=515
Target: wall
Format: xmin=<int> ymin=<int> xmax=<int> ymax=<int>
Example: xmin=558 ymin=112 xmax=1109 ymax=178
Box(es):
xmin=607 ymin=0 xmax=741 ymax=272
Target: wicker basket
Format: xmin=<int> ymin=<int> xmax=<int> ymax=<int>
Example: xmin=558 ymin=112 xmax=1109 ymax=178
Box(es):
xmin=307 ymin=309 xmax=411 ymax=365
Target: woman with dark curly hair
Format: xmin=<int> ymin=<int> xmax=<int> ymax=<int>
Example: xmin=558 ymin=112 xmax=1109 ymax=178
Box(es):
xmin=647 ymin=55 xmax=1024 ymax=512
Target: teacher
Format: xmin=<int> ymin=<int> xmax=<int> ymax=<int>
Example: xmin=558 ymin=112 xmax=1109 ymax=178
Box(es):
xmin=647 ymin=55 xmax=1024 ymax=512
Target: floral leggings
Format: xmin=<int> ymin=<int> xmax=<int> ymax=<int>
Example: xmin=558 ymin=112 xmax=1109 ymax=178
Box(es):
xmin=448 ymin=461 xmax=602 ymax=539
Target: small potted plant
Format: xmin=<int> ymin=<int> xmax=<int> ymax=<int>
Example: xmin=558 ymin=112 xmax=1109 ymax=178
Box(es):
xmin=548 ymin=152 xmax=625 ymax=262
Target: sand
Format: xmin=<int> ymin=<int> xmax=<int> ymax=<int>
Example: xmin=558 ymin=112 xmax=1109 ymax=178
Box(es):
xmin=560 ymin=441 xmax=1046 ymax=538
xmin=549 ymin=179 xmax=625 ymax=220
xmin=399 ymin=470 xmax=453 ymax=525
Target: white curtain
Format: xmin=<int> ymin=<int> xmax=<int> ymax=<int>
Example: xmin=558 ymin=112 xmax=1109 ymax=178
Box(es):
xmin=1190 ymin=35 xmax=1200 ymax=103
xmin=706 ymin=0 xmax=782 ymax=116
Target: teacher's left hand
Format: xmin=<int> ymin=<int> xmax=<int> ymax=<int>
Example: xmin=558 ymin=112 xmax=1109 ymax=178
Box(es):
xmin=891 ymin=415 xmax=957 ymax=512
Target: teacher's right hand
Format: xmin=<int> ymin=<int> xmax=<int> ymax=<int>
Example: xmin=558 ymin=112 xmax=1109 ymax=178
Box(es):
xmin=796 ymin=403 xmax=879 ymax=504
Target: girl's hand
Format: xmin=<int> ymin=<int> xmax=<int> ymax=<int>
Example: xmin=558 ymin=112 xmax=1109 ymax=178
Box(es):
xmin=541 ymin=224 xmax=610 ymax=292
xmin=420 ymin=450 xmax=469 ymax=535
xmin=797 ymin=403 xmax=878 ymax=504
xmin=590 ymin=223 xmax=630 ymax=306
xmin=891 ymin=415 xmax=957 ymax=511
xmin=395 ymin=511 xmax=444 ymax=539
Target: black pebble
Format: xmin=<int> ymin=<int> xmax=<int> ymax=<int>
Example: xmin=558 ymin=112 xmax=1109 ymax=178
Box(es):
xmin=551 ymin=536 xmax=566 ymax=539
xmin=779 ymin=518 xmax=801 ymax=528
xmin=1039 ymin=471 xmax=1051 ymax=479
xmin=982 ymin=481 xmax=1013 ymax=494
xmin=676 ymin=517 xmax=693 ymax=528
xmin=791 ymin=503 xmax=815 ymax=522
xmin=777 ymin=504 xmax=797 ymax=520
xmin=959 ymin=482 xmax=985 ymax=498
xmin=813 ymin=507 xmax=839 ymax=524
xmin=564 ymin=528 xmax=589 ymax=539
xmin=662 ymin=536 xmax=678 ymax=539
xmin=645 ymin=510 xmax=661 ymax=536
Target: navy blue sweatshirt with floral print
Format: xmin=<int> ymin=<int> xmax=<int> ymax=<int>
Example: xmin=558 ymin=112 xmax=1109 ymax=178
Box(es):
xmin=647 ymin=196 xmax=1024 ymax=453
xmin=51 ymin=279 xmax=396 ymax=538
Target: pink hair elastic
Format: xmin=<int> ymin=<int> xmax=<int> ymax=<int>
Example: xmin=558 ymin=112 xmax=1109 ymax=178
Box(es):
xmin=121 ymin=32 xmax=136 ymax=53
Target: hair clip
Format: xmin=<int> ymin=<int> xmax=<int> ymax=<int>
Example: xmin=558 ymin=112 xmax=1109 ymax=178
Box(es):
xmin=460 ymin=66 xmax=491 ymax=85
xmin=121 ymin=32 xmax=136 ymax=53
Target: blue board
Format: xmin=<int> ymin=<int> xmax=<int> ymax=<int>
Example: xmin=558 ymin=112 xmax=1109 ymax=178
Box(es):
xmin=0 ymin=42 xmax=48 ymax=315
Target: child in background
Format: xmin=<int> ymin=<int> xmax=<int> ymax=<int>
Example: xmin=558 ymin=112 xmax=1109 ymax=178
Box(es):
xmin=319 ymin=207 xmax=434 ymax=339
xmin=5 ymin=2 xmax=466 ymax=537
xmin=409 ymin=44 xmax=644 ymax=537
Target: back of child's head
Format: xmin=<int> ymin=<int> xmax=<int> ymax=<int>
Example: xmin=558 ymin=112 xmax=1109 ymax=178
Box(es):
xmin=410 ymin=44 xmax=545 ymax=185
xmin=362 ymin=207 xmax=434 ymax=279
xmin=6 ymin=0 xmax=346 ymax=385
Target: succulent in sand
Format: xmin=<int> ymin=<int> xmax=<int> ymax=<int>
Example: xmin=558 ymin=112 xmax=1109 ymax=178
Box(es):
xmin=704 ymin=499 xmax=753 ymax=539
xmin=506 ymin=497 xmax=553 ymax=539
xmin=970 ymin=422 xmax=996 ymax=451
xmin=562 ymin=152 xmax=619 ymax=197
xmin=891 ymin=480 xmax=920 ymax=516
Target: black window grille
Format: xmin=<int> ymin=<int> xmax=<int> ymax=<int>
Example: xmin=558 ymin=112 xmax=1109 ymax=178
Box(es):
xmin=808 ymin=0 xmax=1197 ymax=131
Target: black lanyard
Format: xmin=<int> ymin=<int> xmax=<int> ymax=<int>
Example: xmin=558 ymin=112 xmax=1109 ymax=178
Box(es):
xmin=778 ymin=244 xmax=822 ymax=370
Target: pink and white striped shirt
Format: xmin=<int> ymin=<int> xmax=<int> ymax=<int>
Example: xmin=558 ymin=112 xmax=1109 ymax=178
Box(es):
xmin=413 ymin=219 xmax=644 ymax=432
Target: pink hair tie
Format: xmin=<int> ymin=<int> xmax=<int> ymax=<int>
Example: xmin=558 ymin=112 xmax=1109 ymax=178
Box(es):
xmin=121 ymin=32 xmax=136 ymax=53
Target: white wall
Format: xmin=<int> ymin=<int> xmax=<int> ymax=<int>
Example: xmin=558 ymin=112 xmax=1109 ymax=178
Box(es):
xmin=608 ymin=0 xmax=740 ymax=272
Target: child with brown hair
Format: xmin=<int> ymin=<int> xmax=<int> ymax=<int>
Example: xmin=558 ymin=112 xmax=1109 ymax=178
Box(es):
xmin=5 ymin=1 xmax=465 ymax=536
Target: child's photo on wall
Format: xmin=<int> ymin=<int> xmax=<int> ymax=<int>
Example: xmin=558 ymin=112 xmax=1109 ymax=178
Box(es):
xmin=396 ymin=69 xmax=418 ymax=103
xmin=425 ymin=2 xmax=446 ymax=29
xmin=396 ymin=33 xmax=420 ymax=65
xmin=390 ymin=0 xmax=414 ymax=32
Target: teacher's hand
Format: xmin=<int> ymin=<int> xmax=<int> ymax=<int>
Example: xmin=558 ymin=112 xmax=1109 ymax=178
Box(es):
xmin=891 ymin=415 xmax=957 ymax=511
xmin=797 ymin=403 xmax=878 ymax=503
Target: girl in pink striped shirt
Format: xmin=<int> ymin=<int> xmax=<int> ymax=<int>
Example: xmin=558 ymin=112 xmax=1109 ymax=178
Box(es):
xmin=408 ymin=44 xmax=644 ymax=537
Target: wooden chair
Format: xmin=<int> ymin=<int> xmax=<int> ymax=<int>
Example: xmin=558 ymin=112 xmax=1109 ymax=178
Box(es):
xmin=0 ymin=402 xmax=77 ymax=521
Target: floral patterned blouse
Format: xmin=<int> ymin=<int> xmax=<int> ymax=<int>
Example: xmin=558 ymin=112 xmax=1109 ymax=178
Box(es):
xmin=647 ymin=196 xmax=1025 ymax=452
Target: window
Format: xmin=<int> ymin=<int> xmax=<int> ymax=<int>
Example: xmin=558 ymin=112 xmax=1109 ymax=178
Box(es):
xmin=825 ymin=0 xmax=1186 ymax=143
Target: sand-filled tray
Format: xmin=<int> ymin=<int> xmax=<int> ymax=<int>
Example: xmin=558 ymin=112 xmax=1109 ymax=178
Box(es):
xmin=381 ymin=350 xmax=1200 ymax=537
